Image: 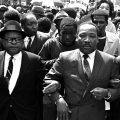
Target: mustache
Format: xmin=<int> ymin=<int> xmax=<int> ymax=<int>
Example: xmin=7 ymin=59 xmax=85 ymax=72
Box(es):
xmin=83 ymin=43 xmax=91 ymax=47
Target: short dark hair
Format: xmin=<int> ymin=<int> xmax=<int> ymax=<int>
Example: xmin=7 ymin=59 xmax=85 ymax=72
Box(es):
xmin=38 ymin=17 xmax=51 ymax=33
xmin=78 ymin=22 xmax=98 ymax=35
xmin=45 ymin=12 xmax=54 ymax=22
xmin=60 ymin=17 xmax=77 ymax=31
xmin=21 ymin=12 xmax=36 ymax=25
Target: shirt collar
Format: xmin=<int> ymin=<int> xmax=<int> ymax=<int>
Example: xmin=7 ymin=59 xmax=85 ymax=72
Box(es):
xmin=25 ymin=35 xmax=35 ymax=42
xmin=80 ymin=50 xmax=96 ymax=60
xmin=5 ymin=52 xmax=22 ymax=61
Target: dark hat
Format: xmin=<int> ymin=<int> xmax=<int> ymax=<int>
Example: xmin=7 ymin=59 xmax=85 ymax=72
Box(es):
xmin=63 ymin=7 xmax=77 ymax=19
xmin=91 ymin=9 xmax=109 ymax=22
xmin=31 ymin=6 xmax=44 ymax=16
xmin=0 ymin=5 xmax=8 ymax=12
xmin=92 ymin=9 xmax=109 ymax=17
xmin=0 ymin=20 xmax=26 ymax=39
xmin=53 ymin=11 xmax=68 ymax=25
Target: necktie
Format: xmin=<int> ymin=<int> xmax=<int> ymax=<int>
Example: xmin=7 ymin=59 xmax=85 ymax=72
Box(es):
xmin=6 ymin=56 xmax=13 ymax=84
xmin=27 ymin=37 xmax=32 ymax=50
xmin=83 ymin=54 xmax=91 ymax=81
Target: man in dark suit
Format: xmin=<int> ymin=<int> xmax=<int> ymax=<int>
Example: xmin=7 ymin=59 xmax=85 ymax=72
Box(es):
xmin=43 ymin=22 xmax=119 ymax=120
xmin=0 ymin=20 xmax=45 ymax=120
xmin=21 ymin=12 xmax=50 ymax=55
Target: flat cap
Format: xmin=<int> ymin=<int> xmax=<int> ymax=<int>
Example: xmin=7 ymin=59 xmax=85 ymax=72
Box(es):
xmin=0 ymin=5 xmax=8 ymax=12
xmin=31 ymin=6 xmax=44 ymax=16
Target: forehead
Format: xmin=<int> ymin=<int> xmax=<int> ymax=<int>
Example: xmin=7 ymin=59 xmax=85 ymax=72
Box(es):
xmin=100 ymin=3 xmax=109 ymax=8
xmin=93 ymin=15 xmax=106 ymax=21
xmin=78 ymin=24 xmax=97 ymax=34
xmin=4 ymin=31 xmax=22 ymax=37
xmin=26 ymin=14 xmax=37 ymax=21
xmin=61 ymin=25 xmax=77 ymax=33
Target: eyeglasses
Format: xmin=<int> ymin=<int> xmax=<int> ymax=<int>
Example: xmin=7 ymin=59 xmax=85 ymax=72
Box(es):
xmin=4 ymin=38 xmax=23 ymax=43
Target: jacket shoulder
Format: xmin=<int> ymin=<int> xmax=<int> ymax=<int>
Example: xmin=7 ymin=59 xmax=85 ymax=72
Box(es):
xmin=22 ymin=51 xmax=40 ymax=59
xmin=60 ymin=49 xmax=79 ymax=58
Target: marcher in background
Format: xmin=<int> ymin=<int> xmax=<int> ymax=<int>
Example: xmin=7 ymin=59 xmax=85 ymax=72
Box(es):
xmin=3 ymin=9 xmax=21 ymax=23
xmin=31 ymin=6 xmax=45 ymax=20
xmin=95 ymin=0 xmax=116 ymax=34
xmin=38 ymin=17 xmax=51 ymax=33
xmin=91 ymin=9 xmax=120 ymax=56
xmin=21 ymin=12 xmax=50 ymax=54
xmin=39 ymin=17 xmax=79 ymax=120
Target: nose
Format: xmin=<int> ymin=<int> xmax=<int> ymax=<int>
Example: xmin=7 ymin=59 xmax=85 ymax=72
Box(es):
xmin=84 ymin=36 xmax=90 ymax=42
xmin=96 ymin=22 xmax=100 ymax=27
xmin=32 ymin=23 xmax=37 ymax=29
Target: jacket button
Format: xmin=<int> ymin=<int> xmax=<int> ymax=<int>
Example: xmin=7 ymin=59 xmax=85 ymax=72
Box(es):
xmin=10 ymin=105 xmax=12 ymax=107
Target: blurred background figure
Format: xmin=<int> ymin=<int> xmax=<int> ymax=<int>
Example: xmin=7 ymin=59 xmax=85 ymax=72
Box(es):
xmin=31 ymin=5 xmax=45 ymax=20
xmin=95 ymin=0 xmax=116 ymax=34
xmin=38 ymin=17 xmax=51 ymax=33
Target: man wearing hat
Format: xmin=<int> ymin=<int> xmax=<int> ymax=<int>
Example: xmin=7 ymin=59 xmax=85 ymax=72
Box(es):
xmin=51 ymin=10 xmax=68 ymax=37
xmin=31 ymin=6 xmax=45 ymax=20
xmin=0 ymin=20 xmax=45 ymax=120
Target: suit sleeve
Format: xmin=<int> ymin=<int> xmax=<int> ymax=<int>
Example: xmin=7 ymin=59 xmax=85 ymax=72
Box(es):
xmin=108 ymin=57 xmax=120 ymax=101
xmin=43 ymin=53 xmax=64 ymax=101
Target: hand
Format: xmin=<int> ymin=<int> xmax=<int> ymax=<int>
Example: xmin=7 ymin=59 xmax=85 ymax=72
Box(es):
xmin=43 ymin=80 xmax=60 ymax=94
xmin=90 ymin=87 xmax=108 ymax=100
xmin=56 ymin=97 xmax=71 ymax=120
xmin=110 ymin=79 xmax=120 ymax=88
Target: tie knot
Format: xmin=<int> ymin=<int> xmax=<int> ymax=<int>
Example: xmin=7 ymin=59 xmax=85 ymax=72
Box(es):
xmin=83 ymin=54 xmax=89 ymax=59
xmin=10 ymin=56 xmax=13 ymax=61
xmin=29 ymin=37 xmax=32 ymax=41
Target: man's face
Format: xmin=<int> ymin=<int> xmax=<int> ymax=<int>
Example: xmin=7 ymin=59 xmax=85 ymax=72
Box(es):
xmin=77 ymin=24 xmax=98 ymax=54
xmin=3 ymin=31 xmax=24 ymax=56
xmin=93 ymin=15 xmax=107 ymax=35
xmin=59 ymin=26 xmax=77 ymax=46
xmin=22 ymin=14 xmax=38 ymax=36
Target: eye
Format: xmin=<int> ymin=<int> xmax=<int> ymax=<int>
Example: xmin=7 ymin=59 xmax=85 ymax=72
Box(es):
xmin=90 ymin=34 xmax=96 ymax=38
xmin=79 ymin=33 xmax=86 ymax=38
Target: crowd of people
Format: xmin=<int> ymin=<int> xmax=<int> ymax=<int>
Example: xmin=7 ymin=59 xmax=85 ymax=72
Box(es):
xmin=0 ymin=0 xmax=120 ymax=120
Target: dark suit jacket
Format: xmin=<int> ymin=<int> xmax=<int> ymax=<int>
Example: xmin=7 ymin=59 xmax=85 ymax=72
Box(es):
xmin=24 ymin=31 xmax=50 ymax=55
xmin=0 ymin=50 xmax=45 ymax=120
xmin=45 ymin=49 xmax=119 ymax=120
xmin=110 ymin=56 xmax=120 ymax=120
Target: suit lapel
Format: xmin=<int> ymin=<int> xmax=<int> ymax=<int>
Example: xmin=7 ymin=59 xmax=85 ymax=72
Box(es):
xmin=75 ymin=49 xmax=88 ymax=85
xmin=0 ymin=51 xmax=5 ymax=77
xmin=90 ymin=50 xmax=103 ymax=84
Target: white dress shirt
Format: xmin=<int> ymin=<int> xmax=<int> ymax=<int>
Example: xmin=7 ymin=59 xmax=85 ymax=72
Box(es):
xmin=24 ymin=36 xmax=35 ymax=48
xmin=4 ymin=52 xmax=22 ymax=94
xmin=80 ymin=50 xmax=96 ymax=72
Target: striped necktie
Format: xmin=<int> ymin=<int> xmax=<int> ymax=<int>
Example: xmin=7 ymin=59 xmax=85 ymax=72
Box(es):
xmin=6 ymin=56 xmax=13 ymax=84
xmin=27 ymin=37 xmax=32 ymax=50
xmin=83 ymin=54 xmax=91 ymax=81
